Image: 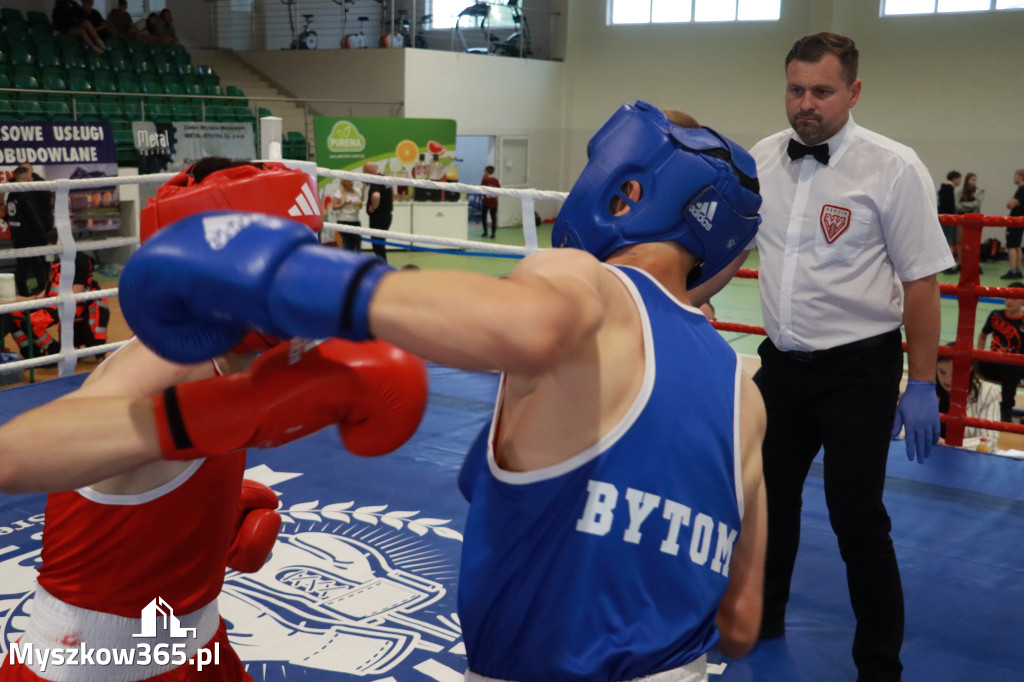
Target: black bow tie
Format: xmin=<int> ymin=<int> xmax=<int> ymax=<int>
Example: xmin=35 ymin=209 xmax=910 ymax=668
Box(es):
xmin=787 ymin=139 xmax=830 ymax=165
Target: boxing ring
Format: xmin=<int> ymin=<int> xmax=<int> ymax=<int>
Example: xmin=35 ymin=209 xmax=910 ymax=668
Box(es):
xmin=1 ymin=169 xmax=1023 ymax=681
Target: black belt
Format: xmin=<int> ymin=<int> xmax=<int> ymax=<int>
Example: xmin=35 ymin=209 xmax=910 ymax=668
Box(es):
xmin=779 ymin=329 xmax=900 ymax=363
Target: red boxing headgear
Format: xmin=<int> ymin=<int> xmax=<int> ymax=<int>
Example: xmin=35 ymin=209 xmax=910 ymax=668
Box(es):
xmin=140 ymin=162 xmax=323 ymax=242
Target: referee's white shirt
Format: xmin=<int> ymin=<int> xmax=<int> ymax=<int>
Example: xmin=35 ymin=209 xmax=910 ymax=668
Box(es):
xmin=751 ymin=117 xmax=954 ymax=352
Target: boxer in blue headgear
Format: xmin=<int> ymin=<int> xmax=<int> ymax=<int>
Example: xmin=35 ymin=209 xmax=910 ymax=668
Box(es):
xmin=553 ymin=100 xmax=762 ymax=288
xmin=122 ymin=103 xmax=769 ymax=682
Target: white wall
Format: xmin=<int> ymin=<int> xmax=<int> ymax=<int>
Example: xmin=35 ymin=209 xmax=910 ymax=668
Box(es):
xmin=562 ymin=0 xmax=1024 ymax=211
xmin=402 ymin=48 xmax=566 ymax=217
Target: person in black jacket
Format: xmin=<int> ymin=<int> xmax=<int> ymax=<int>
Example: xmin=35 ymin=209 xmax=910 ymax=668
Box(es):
xmin=5 ymin=167 xmax=50 ymax=297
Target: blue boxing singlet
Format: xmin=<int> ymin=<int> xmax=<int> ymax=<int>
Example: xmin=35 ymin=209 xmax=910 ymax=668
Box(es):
xmin=458 ymin=265 xmax=744 ymax=682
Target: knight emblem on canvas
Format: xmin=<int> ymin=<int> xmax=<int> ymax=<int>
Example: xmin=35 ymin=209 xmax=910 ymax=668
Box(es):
xmin=820 ymin=204 xmax=851 ymax=244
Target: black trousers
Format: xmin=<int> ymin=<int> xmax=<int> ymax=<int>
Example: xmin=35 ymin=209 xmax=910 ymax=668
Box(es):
xmin=368 ymin=215 xmax=392 ymax=263
xmin=755 ymin=329 xmax=905 ymax=682
xmin=15 ymin=256 xmax=48 ymax=296
xmin=338 ymin=220 xmax=362 ymax=253
xmin=482 ymin=206 xmax=497 ymax=235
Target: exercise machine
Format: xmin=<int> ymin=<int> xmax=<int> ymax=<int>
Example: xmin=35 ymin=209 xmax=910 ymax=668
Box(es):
xmin=397 ymin=8 xmax=431 ymax=49
xmin=453 ymin=1 xmax=531 ymax=57
xmin=336 ymin=0 xmax=369 ymax=50
xmin=379 ymin=0 xmax=403 ymax=48
xmin=282 ymin=0 xmax=318 ymax=50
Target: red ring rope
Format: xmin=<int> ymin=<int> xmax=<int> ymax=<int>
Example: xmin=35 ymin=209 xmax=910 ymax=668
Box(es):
xmin=711 ymin=214 xmax=1024 ymax=449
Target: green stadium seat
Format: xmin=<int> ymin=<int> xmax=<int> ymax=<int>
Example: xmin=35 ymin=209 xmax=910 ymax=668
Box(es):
xmin=283 ymin=131 xmax=308 ymax=160
xmin=26 ymin=11 xmax=52 ymax=29
xmin=28 ymin=25 xmax=54 ymax=46
xmin=16 ymin=100 xmax=48 ymax=122
xmin=35 ymin=44 xmax=61 ymax=68
xmin=8 ymin=42 xmax=34 ymax=67
xmin=105 ymin=37 xmax=128 ymax=53
xmin=0 ymin=98 xmax=18 ymax=120
xmin=120 ymin=95 xmax=143 ymax=120
xmin=54 ymin=33 xmax=81 ymax=51
xmin=154 ymin=57 xmax=175 ymax=76
xmin=176 ymin=61 xmax=196 ymax=76
xmin=138 ymin=74 xmax=162 ymax=96
xmin=60 ymin=47 xmax=87 ymax=71
xmin=73 ymin=99 xmax=101 ymax=122
xmin=0 ymin=9 xmax=26 ymax=25
xmin=85 ymin=51 xmax=111 ymax=73
xmin=67 ymin=68 xmax=93 ymax=93
xmin=0 ymin=72 xmax=12 ymax=101
xmin=131 ymin=52 xmax=152 ymax=74
xmin=93 ymin=70 xmax=117 ymax=93
xmin=258 ymin=107 xmax=273 ymax=119
xmin=107 ymin=50 xmax=131 ymax=72
xmin=116 ymin=72 xmax=141 ymax=95
xmin=12 ymin=66 xmax=40 ymax=93
xmin=196 ymin=65 xmax=219 ymax=87
xmin=161 ymin=75 xmax=184 ymax=95
xmin=43 ymin=100 xmax=73 ymax=121
xmin=98 ymin=99 xmax=128 ymax=121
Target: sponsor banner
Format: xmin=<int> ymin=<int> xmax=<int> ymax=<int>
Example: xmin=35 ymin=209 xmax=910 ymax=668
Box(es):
xmin=0 ymin=121 xmax=119 ymax=235
xmin=313 ymin=116 xmax=456 ymax=200
xmin=132 ymin=121 xmax=256 ymax=175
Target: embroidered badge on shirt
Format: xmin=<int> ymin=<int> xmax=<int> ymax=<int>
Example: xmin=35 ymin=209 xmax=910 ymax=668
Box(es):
xmin=820 ymin=205 xmax=851 ymax=244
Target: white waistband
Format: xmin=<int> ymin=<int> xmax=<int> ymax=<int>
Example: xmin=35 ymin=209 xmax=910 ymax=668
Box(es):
xmin=465 ymin=654 xmax=708 ymax=682
xmin=13 ymin=586 xmax=220 ymax=682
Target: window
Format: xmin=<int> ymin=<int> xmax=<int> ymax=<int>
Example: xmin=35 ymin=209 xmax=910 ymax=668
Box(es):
xmin=431 ymin=0 xmax=521 ymax=30
xmin=609 ymin=0 xmax=781 ymax=24
xmin=882 ymin=0 xmax=1024 ymax=15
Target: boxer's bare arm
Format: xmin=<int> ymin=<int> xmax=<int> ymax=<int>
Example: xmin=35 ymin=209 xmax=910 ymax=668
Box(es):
xmin=715 ymin=373 xmax=767 ymax=658
xmin=0 ymin=339 xmax=215 ymax=495
xmin=371 ymin=248 xmax=609 ymax=375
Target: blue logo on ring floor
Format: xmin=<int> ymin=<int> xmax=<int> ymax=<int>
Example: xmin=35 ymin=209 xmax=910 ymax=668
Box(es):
xmin=0 ymin=480 xmax=468 ymax=680
xmin=0 ymin=365 xmax=499 ymax=680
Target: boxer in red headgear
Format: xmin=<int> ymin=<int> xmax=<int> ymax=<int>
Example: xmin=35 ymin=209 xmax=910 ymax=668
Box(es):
xmin=0 ymin=158 xmax=428 ymax=682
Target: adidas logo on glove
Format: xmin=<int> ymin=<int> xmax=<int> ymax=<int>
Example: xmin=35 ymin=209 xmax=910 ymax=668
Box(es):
xmin=203 ymin=213 xmax=287 ymax=251
xmin=688 ymin=200 xmax=718 ymax=231
xmin=288 ymin=185 xmax=321 ymax=219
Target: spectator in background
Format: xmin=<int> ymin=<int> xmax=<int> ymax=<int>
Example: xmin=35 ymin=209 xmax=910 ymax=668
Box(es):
xmin=327 ymin=178 xmax=363 ymax=252
xmin=1000 ymin=169 xmax=1024 ymax=280
xmin=81 ymin=0 xmax=110 ymax=42
xmin=938 ymin=170 xmax=961 ymax=270
xmin=935 ymin=345 xmax=1000 ymax=448
xmin=143 ymin=11 xmax=176 ymax=46
xmin=159 ymin=8 xmax=178 ymax=44
xmin=977 ymin=281 xmax=1024 ymax=423
xmin=948 ymin=172 xmax=985 ymax=274
xmin=480 ymin=165 xmax=500 ymax=239
xmin=52 ymin=0 xmax=108 ymax=54
xmin=5 ymin=167 xmax=50 ymax=298
xmin=107 ymin=0 xmax=144 ymax=43
xmin=957 ymin=172 xmax=984 ymax=215
xmin=363 ymin=162 xmax=393 ymax=263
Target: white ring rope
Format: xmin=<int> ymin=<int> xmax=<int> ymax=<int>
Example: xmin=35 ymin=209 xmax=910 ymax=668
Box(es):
xmin=0 ymin=167 xmax=564 ymax=381
xmin=321 ymin=222 xmax=529 ymax=256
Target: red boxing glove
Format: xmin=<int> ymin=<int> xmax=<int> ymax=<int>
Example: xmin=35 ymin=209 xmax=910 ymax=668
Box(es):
xmin=152 ymin=338 xmax=428 ymax=459
xmin=230 ymin=330 xmax=283 ymax=355
xmin=227 ymin=480 xmax=281 ymax=573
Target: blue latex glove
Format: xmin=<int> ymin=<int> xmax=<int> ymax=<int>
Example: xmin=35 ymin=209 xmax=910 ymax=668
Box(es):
xmin=891 ymin=380 xmax=940 ymax=464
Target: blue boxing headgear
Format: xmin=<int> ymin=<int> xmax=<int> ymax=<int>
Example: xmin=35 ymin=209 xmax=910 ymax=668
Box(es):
xmin=551 ymin=101 xmax=762 ymax=287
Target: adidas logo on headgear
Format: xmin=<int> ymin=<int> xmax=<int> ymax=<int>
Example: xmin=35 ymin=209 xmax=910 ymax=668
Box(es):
xmin=688 ymin=200 xmax=718 ymax=231
xmin=289 ymin=183 xmax=321 ymax=218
